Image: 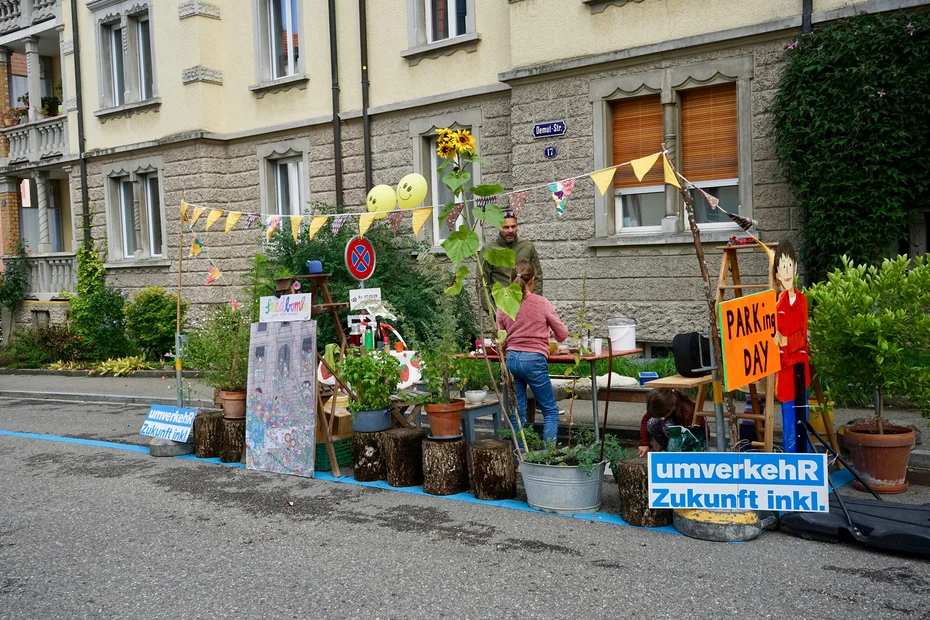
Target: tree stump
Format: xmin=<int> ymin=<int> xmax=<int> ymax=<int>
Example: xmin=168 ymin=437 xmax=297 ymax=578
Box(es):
xmin=423 ymin=438 xmax=469 ymax=496
xmin=352 ymin=431 xmax=387 ymax=482
xmin=615 ymin=457 xmax=672 ymax=527
xmin=220 ymin=418 xmax=246 ymax=464
xmin=470 ymin=439 xmax=516 ymax=500
xmin=384 ymin=428 xmax=427 ymax=487
xmin=193 ymin=412 xmax=224 ymax=458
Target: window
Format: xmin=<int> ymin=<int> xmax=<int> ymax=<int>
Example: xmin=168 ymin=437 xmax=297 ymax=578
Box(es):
xmin=403 ymin=0 xmax=477 ymax=65
xmin=116 ymin=177 xmax=137 ymax=257
xmin=428 ymin=135 xmax=473 ymax=243
xmin=105 ymin=24 xmax=125 ymax=106
xmin=143 ymin=174 xmax=163 ymax=257
xmin=103 ymin=156 xmax=166 ymax=263
xmin=91 ymin=1 xmax=157 ymax=111
xmin=612 ymin=96 xmax=664 ymax=232
xmin=273 ymin=158 xmax=303 ymax=216
xmin=18 ymin=178 xmax=64 ymax=253
xmin=136 ymin=17 xmax=154 ymax=100
xmin=426 ymin=0 xmax=468 ymax=43
xmin=253 ymin=0 xmax=305 ymax=87
xmin=258 ymin=139 xmax=310 ymax=216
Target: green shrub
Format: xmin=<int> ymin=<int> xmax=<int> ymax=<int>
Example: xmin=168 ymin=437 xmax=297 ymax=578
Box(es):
xmin=0 ymin=325 xmax=83 ymax=367
xmin=125 ymin=286 xmax=187 ymax=360
xmin=337 ymin=349 xmax=401 ymax=412
xmin=187 ymin=305 xmax=250 ymax=391
xmin=68 ymin=247 xmax=136 ymax=360
xmin=772 ymin=13 xmax=930 ymax=279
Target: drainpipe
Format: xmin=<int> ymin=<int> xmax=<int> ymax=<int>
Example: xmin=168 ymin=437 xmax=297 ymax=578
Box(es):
xmin=69 ymin=0 xmax=90 ymax=249
xmin=802 ymin=0 xmax=812 ymax=34
xmin=328 ymin=0 xmax=344 ymax=211
xmin=359 ymin=0 xmax=372 ymax=192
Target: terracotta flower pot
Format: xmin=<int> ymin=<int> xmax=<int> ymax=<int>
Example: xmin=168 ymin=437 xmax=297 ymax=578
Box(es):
xmin=844 ymin=424 xmax=914 ymax=494
xmin=220 ymin=390 xmax=247 ymax=420
xmin=424 ymin=399 xmax=465 ymax=438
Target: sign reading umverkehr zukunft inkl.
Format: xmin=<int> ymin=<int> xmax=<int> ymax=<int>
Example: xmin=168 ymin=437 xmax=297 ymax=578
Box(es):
xmin=140 ymin=404 xmax=197 ymax=442
xmin=648 ymin=452 xmax=829 ymax=513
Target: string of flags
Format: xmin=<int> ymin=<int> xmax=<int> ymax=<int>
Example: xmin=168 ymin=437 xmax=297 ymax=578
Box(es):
xmin=179 ymin=150 xmax=746 ymax=243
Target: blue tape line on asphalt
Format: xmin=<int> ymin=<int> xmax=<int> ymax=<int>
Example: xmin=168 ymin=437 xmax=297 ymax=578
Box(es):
xmin=0 ymin=429 xmax=151 ymax=453
xmin=831 ymin=467 xmax=854 ymax=488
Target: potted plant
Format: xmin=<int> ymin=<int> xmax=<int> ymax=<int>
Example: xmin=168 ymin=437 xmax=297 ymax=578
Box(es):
xmin=41 ymin=95 xmax=60 ymax=118
xmin=337 ymin=349 xmax=401 ymax=433
xmin=188 ymin=306 xmax=250 ymax=419
xmin=808 ymin=255 xmax=930 ymax=493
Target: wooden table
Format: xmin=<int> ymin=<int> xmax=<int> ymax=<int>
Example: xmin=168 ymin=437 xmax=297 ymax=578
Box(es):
xmin=391 ymin=395 xmax=504 ymax=446
xmin=462 ymin=348 xmax=643 ymax=442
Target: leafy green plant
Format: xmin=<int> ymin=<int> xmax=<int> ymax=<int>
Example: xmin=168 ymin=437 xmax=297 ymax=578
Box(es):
xmin=412 ymin=293 xmax=465 ymax=404
xmin=772 ymin=13 xmax=930 ymax=279
xmin=125 ymin=286 xmax=187 ymax=360
xmin=337 ymin=349 xmax=401 ymax=412
xmin=89 ymin=356 xmax=154 ymax=377
xmin=0 ymin=239 xmax=30 ymax=344
xmin=68 ymin=246 xmax=136 ymax=360
xmin=0 ymin=324 xmax=83 ymax=367
xmin=504 ymin=426 xmax=630 ymax=475
xmin=187 ymin=305 xmax=250 ymax=391
xmin=807 ymin=255 xmax=930 ymax=431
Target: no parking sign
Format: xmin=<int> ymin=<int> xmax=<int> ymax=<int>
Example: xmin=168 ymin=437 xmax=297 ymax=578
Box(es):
xmin=345 ymin=237 xmax=376 ymax=281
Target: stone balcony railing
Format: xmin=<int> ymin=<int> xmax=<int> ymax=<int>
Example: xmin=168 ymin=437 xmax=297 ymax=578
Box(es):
xmin=0 ymin=0 xmax=59 ymax=34
xmin=23 ymin=252 xmax=76 ymax=302
xmin=1 ymin=115 xmax=68 ymax=165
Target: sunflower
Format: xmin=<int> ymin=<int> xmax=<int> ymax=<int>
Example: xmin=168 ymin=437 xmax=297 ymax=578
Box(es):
xmin=436 ymin=140 xmax=456 ymax=159
xmin=453 ymin=129 xmax=476 ymax=154
xmin=436 ymin=127 xmax=453 ymax=145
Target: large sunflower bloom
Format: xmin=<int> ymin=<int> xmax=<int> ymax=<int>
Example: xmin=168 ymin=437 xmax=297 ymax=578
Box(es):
xmin=436 ymin=140 xmax=456 ymax=159
xmin=453 ymin=129 xmax=476 ymax=154
xmin=436 ymin=127 xmax=454 ymax=145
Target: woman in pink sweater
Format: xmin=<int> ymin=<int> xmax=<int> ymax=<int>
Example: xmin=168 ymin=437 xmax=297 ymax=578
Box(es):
xmin=496 ymin=260 xmax=568 ymax=445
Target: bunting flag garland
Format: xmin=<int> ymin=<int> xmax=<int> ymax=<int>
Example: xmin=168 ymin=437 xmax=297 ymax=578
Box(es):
xmin=180 ymin=202 xmax=189 ymax=222
xmin=411 ymin=207 xmax=432 ymax=237
xmin=444 ymin=202 xmax=466 ymax=232
xmin=662 ymin=154 xmax=681 ymax=188
xmin=387 ymin=211 xmax=404 ymax=236
xmin=205 ymin=209 xmax=223 ymax=231
xmin=358 ymin=212 xmax=376 ymax=237
xmin=308 ymin=215 xmax=328 ymax=240
xmin=290 ymin=215 xmax=303 ymax=240
xmin=548 ymin=179 xmax=575 ymax=216
xmin=697 ymin=187 xmax=720 ymax=210
xmin=631 ymin=153 xmax=661 ymax=182
xmin=265 ymin=215 xmax=282 ymax=241
xmin=188 ymin=206 xmax=205 ymax=226
xmin=230 ymin=297 xmax=240 ymax=310
xmin=508 ymin=189 xmax=531 ymax=217
xmin=589 ymin=167 xmax=618 ymax=196
xmin=331 ymin=214 xmax=349 ymax=236
xmin=246 ymin=214 xmax=259 ymax=229
xmin=205 ymin=261 xmax=222 ymax=285
xmin=189 ymin=236 xmax=203 ymax=257
xmin=718 ymin=206 xmax=757 ymax=233
xmin=475 ymin=195 xmax=500 ymax=209
xmin=225 ymin=211 xmax=242 ymax=233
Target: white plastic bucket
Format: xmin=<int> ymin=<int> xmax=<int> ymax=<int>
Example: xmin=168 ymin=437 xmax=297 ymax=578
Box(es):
xmin=607 ymin=317 xmax=636 ymax=352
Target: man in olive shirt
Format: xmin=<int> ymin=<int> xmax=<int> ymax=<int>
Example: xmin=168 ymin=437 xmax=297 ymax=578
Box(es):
xmin=482 ymin=212 xmax=543 ymax=302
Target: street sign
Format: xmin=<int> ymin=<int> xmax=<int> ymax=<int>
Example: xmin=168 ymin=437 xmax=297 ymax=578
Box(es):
xmin=532 ymin=120 xmax=566 ymax=139
xmin=543 ymin=146 xmax=558 ymax=159
xmin=345 ymin=237 xmax=376 ymax=281
xmin=349 ymin=287 xmax=382 ymax=310
xmin=140 ymin=404 xmax=197 ymax=442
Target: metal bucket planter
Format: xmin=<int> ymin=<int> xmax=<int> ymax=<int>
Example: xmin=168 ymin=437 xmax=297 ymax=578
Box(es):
xmin=520 ymin=458 xmax=607 ymax=514
xmin=351 ymin=408 xmax=391 ymax=433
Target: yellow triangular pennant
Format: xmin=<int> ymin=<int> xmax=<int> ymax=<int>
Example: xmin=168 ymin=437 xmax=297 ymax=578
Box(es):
xmin=308 ymin=215 xmax=328 ymax=240
xmin=358 ymin=213 xmax=376 ymax=238
xmin=290 ymin=215 xmax=303 ymax=240
xmin=180 ymin=201 xmax=189 ymax=222
xmin=189 ymin=206 xmax=204 ymax=226
xmin=224 ymin=211 xmax=242 ymax=233
xmin=205 ymin=209 xmax=223 ymax=231
xmin=589 ymin=167 xmax=618 ymax=196
xmin=630 ymin=153 xmax=660 ymax=182
xmin=663 ymin=154 xmax=681 ymax=188
xmin=411 ymin=207 xmax=432 ymax=237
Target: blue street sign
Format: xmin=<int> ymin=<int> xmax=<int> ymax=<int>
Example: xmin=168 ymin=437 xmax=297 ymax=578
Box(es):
xmin=543 ymin=146 xmax=558 ymax=159
xmin=532 ymin=120 xmax=567 ymax=139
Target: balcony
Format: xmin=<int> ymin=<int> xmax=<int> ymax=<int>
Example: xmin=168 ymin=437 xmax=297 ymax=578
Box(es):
xmin=1 ymin=115 xmax=68 ymax=165
xmin=23 ymin=252 xmax=75 ymax=301
xmin=0 ymin=0 xmax=59 ymax=35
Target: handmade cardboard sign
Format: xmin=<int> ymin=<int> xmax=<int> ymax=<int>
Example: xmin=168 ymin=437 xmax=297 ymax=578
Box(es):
xmin=140 ymin=404 xmax=197 ymax=442
xmin=259 ymin=293 xmax=312 ymax=323
xmin=717 ymin=289 xmax=781 ymax=391
xmin=648 ymin=452 xmax=829 ymax=513
xmin=349 ymin=287 xmax=382 ymax=311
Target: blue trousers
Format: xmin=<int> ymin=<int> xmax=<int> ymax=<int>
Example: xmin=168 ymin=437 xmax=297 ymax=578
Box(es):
xmin=506 ymin=350 xmax=560 ymax=445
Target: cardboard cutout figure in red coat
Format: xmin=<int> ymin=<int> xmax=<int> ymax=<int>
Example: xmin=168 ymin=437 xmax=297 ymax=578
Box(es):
xmin=774 ymin=241 xmax=810 ymax=452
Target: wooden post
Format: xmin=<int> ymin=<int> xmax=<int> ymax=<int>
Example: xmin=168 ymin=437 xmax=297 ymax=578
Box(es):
xmin=615 ymin=457 xmax=672 ymax=527
xmin=422 ymin=437 xmax=469 ymax=495
xmin=220 ymin=418 xmax=246 ymax=463
xmin=384 ymin=428 xmax=427 ymax=487
xmin=470 ymin=439 xmax=516 ymax=500
xmin=352 ymin=431 xmax=387 ymax=481
xmin=193 ymin=412 xmax=223 ymax=458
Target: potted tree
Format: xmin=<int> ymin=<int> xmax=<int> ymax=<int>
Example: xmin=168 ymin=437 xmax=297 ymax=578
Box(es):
xmin=808 ymin=255 xmax=930 ymax=493
xmin=338 ymin=349 xmax=401 ymax=432
xmin=189 ymin=306 xmax=250 ymax=420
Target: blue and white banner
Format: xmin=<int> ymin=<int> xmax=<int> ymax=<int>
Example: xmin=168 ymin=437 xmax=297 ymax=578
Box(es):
xmin=648 ymin=452 xmax=829 ymax=513
xmin=140 ymin=404 xmax=197 ymax=443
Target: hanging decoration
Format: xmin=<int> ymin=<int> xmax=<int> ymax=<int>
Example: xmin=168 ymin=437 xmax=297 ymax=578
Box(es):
xmin=189 ymin=235 xmax=203 ymax=257
xmin=265 ymin=215 xmax=281 ymax=241
xmin=631 ymin=153 xmax=661 ymax=182
xmin=475 ymin=195 xmax=500 ymax=209
xmin=411 ymin=207 xmax=432 ymax=237
xmin=205 ymin=209 xmax=223 ymax=231
xmin=444 ymin=202 xmax=466 ymax=232
xmin=387 ymin=211 xmax=404 ymax=236
xmin=697 ymin=187 xmax=720 ymax=210
xmin=358 ymin=212 xmax=377 ymax=237
xmin=662 ymin=154 xmax=681 ymax=188
xmin=548 ymin=178 xmax=575 ymax=216
xmin=246 ymin=214 xmax=259 ymax=229
xmin=180 ymin=202 xmax=189 ymax=222
xmin=508 ymin=189 xmax=532 ymax=217
xmin=225 ymin=211 xmax=242 ymax=233
xmin=589 ymin=167 xmax=618 ymax=196
xmin=396 ymin=173 xmax=428 ymax=209
xmin=290 ymin=215 xmax=303 ymax=240
xmin=308 ymin=215 xmax=328 ymax=240
xmin=188 ymin=206 xmax=205 ymax=226
xmin=205 ymin=260 xmax=222 ymax=285
xmin=331 ymin=214 xmax=349 ymax=236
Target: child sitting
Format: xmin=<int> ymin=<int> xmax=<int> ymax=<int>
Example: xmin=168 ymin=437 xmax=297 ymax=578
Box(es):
xmin=637 ymin=387 xmax=695 ymax=457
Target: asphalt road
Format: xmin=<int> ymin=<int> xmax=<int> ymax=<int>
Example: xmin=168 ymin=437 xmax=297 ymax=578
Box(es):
xmin=1 ymin=397 xmax=928 ymax=619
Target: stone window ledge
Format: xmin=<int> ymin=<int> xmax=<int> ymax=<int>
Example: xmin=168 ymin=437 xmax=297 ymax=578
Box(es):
xmin=94 ymin=98 xmax=161 ymax=122
xmin=583 ymin=0 xmax=643 ymax=14
xmin=400 ymin=32 xmax=480 ymax=67
xmin=103 ymin=259 xmax=172 ymax=270
xmin=587 ymin=228 xmax=744 ymax=254
xmin=248 ymin=74 xmax=309 ymax=98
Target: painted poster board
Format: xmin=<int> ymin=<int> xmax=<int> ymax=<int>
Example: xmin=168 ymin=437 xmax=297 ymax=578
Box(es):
xmin=717 ymin=289 xmax=781 ymax=391
xmin=245 ymin=320 xmax=317 ymax=478
xmin=259 ymin=294 xmax=312 ymax=323
xmin=140 ymin=404 xmax=197 ymax=442
xmin=648 ymin=452 xmax=829 ymax=513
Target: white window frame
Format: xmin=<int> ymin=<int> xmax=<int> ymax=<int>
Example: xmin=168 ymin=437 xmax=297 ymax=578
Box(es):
xmin=116 ymin=176 xmax=137 ymax=258
xmin=403 ymin=0 xmax=478 ymax=66
xmin=257 ymin=138 xmax=311 ymax=217
xmin=425 ymin=0 xmax=468 ymax=44
xmin=143 ymin=173 xmax=163 ymax=257
xmin=89 ymin=0 xmax=158 ymax=112
xmin=107 ymin=23 xmax=125 ymax=106
xmin=686 ymin=178 xmax=740 ymax=230
xmin=102 ymin=155 xmax=167 ymax=264
xmin=614 ymin=185 xmax=665 ymax=234
xmin=252 ymin=0 xmax=307 ymax=88
xmin=427 ymin=136 xmax=472 ymax=244
xmin=136 ymin=15 xmax=154 ymax=101
xmin=273 ymin=157 xmax=304 ymax=217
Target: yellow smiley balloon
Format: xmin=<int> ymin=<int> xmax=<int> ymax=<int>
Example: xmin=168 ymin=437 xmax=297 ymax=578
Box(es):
xmin=366 ymin=184 xmax=396 ymax=220
xmin=396 ymin=173 xmax=428 ymax=209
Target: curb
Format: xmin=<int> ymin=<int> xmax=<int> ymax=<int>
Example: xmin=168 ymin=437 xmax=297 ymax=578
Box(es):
xmin=0 ymin=368 xmax=203 ymax=379
xmin=0 ymin=390 xmax=215 ymax=409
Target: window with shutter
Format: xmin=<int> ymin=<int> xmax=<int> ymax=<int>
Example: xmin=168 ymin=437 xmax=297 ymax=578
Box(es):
xmin=681 ymin=83 xmax=740 ymax=225
xmin=611 ymin=95 xmax=665 ymax=232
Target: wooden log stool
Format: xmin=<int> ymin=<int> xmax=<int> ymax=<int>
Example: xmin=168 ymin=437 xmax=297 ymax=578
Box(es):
xmin=193 ymin=412 xmax=224 ymax=458
xmin=219 ymin=418 xmax=246 ymax=464
xmin=352 ymin=431 xmax=388 ymax=482
xmin=615 ymin=457 xmax=672 ymax=527
xmin=470 ymin=439 xmax=516 ymax=501
xmin=384 ymin=428 xmax=427 ymax=487
xmin=422 ymin=437 xmax=469 ymax=496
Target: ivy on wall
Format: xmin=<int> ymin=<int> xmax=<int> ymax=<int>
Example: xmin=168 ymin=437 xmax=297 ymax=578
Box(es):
xmin=772 ymin=12 xmax=930 ymax=280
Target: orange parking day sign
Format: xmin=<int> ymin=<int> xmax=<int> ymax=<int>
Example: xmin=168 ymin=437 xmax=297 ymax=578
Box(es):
xmin=717 ymin=289 xmax=781 ymax=391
